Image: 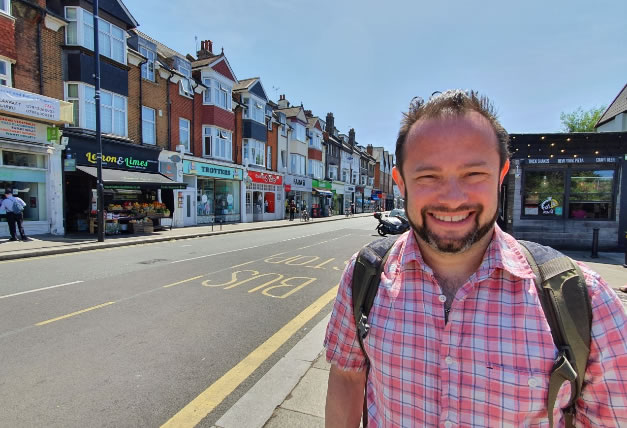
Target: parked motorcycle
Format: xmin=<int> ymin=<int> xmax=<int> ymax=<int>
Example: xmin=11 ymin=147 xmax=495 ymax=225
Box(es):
xmin=374 ymin=211 xmax=410 ymax=236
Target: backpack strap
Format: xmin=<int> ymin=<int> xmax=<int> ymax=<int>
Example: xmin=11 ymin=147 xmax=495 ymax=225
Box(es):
xmin=351 ymin=235 xmax=399 ymax=427
xmin=518 ymin=240 xmax=592 ymax=428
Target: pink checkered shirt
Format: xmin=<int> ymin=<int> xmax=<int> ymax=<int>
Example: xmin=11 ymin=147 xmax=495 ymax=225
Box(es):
xmin=325 ymin=226 xmax=627 ymax=427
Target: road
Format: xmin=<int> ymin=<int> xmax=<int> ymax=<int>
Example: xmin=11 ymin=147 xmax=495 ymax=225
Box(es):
xmin=0 ymin=216 xmax=378 ymax=427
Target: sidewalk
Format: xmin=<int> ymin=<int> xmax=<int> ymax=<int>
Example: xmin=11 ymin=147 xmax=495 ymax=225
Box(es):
xmin=214 ymin=251 xmax=627 ymax=428
xmin=0 ymin=212 xmax=373 ymax=261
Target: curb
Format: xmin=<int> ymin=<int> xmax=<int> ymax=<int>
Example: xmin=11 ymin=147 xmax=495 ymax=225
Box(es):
xmin=0 ymin=213 xmax=373 ymax=261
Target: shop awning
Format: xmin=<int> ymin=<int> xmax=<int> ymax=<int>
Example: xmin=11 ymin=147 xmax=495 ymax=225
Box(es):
xmin=76 ymin=166 xmax=187 ymax=190
xmin=313 ymin=188 xmax=333 ymax=196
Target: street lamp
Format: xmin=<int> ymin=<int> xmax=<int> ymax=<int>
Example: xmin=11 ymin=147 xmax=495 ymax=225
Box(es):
xmin=93 ymin=0 xmax=104 ymax=242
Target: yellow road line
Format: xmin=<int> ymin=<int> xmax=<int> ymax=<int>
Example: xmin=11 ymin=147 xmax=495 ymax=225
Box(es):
xmin=229 ymin=260 xmax=256 ymax=269
xmin=35 ymin=302 xmax=115 ymax=326
xmin=162 ymin=275 xmax=205 ymax=289
xmin=161 ymin=285 xmax=339 ymax=428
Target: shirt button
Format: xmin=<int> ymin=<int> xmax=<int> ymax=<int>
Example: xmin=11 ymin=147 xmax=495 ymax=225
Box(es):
xmin=444 ymin=421 xmax=453 ymax=428
xmin=445 ymin=356 xmax=454 ymax=365
xmin=438 ymin=295 xmax=447 ymax=303
xmin=528 ymin=377 xmax=538 ymax=388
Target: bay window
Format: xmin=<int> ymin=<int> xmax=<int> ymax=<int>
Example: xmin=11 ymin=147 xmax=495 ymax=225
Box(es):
xmin=203 ymin=77 xmax=232 ymax=110
xmin=203 ymin=126 xmax=232 ymax=161
xmin=309 ymin=132 xmax=322 ymax=150
xmin=244 ymin=139 xmax=265 ymax=167
xmin=64 ymin=7 xmax=126 ymax=64
xmin=65 ymin=82 xmax=127 ymax=136
xmin=243 ymin=96 xmax=264 ymax=123
xmin=308 ymin=159 xmax=323 ymax=179
xmin=290 ymin=154 xmax=306 ymax=175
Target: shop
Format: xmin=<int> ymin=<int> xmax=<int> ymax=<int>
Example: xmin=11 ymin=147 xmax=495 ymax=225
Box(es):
xmin=312 ymin=179 xmax=334 ymax=217
xmin=0 ymin=86 xmax=72 ymax=237
xmin=355 ymin=186 xmax=365 ymax=214
xmin=183 ymin=159 xmax=244 ymax=224
xmin=245 ymin=170 xmax=283 ymax=222
xmin=344 ymin=184 xmax=355 ymax=213
xmin=332 ymin=181 xmax=345 ymax=215
xmin=284 ymin=174 xmax=312 ymax=215
xmin=505 ymin=132 xmax=626 ymax=250
xmin=63 ymin=135 xmax=185 ymax=235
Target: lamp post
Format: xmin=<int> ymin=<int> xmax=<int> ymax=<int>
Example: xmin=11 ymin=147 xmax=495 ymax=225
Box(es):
xmin=93 ymin=0 xmax=104 ymax=242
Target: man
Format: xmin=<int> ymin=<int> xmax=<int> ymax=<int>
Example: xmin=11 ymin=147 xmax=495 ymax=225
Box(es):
xmin=1 ymin=189 xmax=28 ymax=241
xmin=324 ymin=90 xmax=627 ymax=427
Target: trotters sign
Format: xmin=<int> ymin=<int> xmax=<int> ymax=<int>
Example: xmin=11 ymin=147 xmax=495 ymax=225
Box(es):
xmin=248 ymin=171 xmax=283 ymax=185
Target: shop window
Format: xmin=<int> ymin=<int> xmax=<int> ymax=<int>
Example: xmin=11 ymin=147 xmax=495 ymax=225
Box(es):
xmin=568 ymin=170 xmax=614 ymax=220
xmin=523 ymin=171 xmax=565 ymax=217
xmin=0 ymin=183 xmax=45 ymax=221
xmin=2 ymin=150 xmax=46 ymax=168
xmin=141 ymin=106 xmax=156 ymax=145
xmin=0 ymin=59 xmax=11 ymax=87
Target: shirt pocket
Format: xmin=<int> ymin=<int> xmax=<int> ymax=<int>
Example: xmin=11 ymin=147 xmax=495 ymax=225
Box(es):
xmin=485 ymin=365 xmax=548 ymax=426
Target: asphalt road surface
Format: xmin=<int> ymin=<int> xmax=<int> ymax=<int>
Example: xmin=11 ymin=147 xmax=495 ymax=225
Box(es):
xmin=0 ymin=216 xmax=379 ymax=427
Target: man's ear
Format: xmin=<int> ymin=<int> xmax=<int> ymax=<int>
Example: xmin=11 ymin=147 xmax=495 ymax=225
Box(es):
xmin=392 ymin=166 xmax=405 ymax=195
xmin=499 ymin=159 xmax=510 ymax=185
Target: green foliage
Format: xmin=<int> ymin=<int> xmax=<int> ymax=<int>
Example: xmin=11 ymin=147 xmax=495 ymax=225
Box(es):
xmin=559 ymin=106 xmax=606 ymax=132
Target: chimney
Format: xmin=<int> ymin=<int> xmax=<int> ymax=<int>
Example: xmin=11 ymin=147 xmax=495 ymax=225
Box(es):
xmin=304 ymin=109 xmax=312 ymax=118
xmin=278 ymin=94 xmax=289 ymax=109
xmin=348 ymin=128 xmax=356 ymax=146
xmin=197 ymin=39 xmax=214 ymax=60
xmin=325 ymin=113 xmax=334 ymax=134
xmin=367 ymin=144 xmax=373 ymax=155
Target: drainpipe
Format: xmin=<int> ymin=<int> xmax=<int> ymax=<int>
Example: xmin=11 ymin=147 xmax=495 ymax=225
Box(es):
xmin=166 ymin=70 xmax=174 ymax=150
xmin=191 ymin=80 xmax=198 ymax=154
xmin=138 ymin=58 xmax=147 ymax=144
xmin=37 ymin=14 xmax=43 ymax=94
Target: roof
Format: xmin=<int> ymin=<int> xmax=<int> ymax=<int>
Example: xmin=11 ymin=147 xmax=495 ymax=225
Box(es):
xmin=307 ymin=117 xmax=318 ymax=127
xmin=277 ymin=106 xmax=302 ymax=118
xmin=233 ymin=78 xmax=258 ymax=92
xmin=131 ymin=30 xmax=185 ymax=60
xmin=192 ymin=54 xmax=223 ymax=68
xmin=596 ymin=83 xmax=627 ymax=127
xmin=84 ymin=0 xmax=138 ymax=28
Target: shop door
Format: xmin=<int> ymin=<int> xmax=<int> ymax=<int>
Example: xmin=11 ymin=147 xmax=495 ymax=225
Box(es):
xmin=246 ymin=191 xmax=253 ymax=219
xmin=181 ymin=189 xmax=196 ymax=227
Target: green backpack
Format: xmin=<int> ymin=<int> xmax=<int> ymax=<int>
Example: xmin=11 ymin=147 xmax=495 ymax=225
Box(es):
xmin=352 ymin=236 xmax=592 ymax=428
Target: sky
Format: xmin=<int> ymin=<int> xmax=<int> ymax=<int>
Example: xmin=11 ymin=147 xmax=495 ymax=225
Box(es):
xmin=122 ymin=0 xmax=627 ymax=153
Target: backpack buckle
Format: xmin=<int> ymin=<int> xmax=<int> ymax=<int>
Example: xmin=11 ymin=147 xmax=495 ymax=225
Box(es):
xmin=357 ymin=313 xmax=370 ymax=340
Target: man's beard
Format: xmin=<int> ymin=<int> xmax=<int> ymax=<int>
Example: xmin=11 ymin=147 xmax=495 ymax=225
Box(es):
xmin=405 ymin=191 xmax=498 ymax=254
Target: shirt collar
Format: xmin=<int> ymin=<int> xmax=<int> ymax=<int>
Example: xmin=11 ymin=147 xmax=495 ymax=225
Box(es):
xmin=399 ymin=224 xmax=535 ymax=280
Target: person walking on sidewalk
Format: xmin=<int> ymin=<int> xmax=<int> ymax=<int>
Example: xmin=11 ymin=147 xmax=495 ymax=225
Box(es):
xmin=324 ymin=90 xmax=627 ymax=427
xmin=1 ymin=189 xmax=28 ymax=241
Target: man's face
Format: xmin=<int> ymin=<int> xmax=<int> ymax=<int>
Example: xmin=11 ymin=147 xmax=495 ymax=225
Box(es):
xmin=392 ymin=112 xmax=509 ymax=254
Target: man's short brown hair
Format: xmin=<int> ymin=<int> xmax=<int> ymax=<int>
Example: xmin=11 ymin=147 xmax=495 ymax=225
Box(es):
xmin=395 ymin=90 xmax=510 ymax=175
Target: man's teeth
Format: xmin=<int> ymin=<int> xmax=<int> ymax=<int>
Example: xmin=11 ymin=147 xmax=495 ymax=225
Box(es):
xmin=433 ymin=213 xmax=470 ymax=222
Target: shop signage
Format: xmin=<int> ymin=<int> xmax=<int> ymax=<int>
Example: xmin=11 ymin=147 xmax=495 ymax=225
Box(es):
xmin=312 ymin=179 xmax=332 ymax=189
xmin=523 ymin=157 xmax=617 ymax=165
xmin=64 ymin=158 xmax=76 ymax=171
xmin=160 ymin=161 xmax=177 ymax=180
xmin=0 ymin=86 xmax=63 ymax=122
xmin=332 ymin=183 xmax=345 ymax=195
xmin=248 ymin=171 xmax=283 ymax=185
xmin=0 ymin=115 xmax=52 ymax=145
xmin=345 ymin=185 xmax=355 ymax=193
xmin=183 ymin=159 xmax=243 ymax=181
xmin=69 ymin=137 xmax=160 ymax=173
xmin=284 ymin=185 xmax=291 ymax=192
xmin=284 ymin=174 xmax=312 ymax=191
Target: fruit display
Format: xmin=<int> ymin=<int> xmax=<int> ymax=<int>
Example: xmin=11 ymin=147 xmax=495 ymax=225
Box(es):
xmin=106 ymin=201 xmax=170 ymax=217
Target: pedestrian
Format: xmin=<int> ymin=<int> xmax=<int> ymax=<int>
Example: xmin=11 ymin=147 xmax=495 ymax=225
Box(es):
xmin=1 ymin=189 xmax=28 ymax=241
xmin=350 ymin=202 xmax=355 ymax=216
xmin=289 ymin=200 xmax=296 ymax=221
xmin=324 ymin=90 xmax=627 ymax=427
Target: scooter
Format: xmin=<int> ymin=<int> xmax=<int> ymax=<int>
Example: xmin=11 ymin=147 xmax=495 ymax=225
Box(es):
xmin=374 ymin=212 xmax=409 ymax=236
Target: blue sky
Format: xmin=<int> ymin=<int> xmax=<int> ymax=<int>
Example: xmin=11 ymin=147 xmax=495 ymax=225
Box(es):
xmin=123 ymin=0 xmax=627 ymax=152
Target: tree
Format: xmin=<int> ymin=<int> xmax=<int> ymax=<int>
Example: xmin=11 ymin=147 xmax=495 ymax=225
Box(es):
xmin=560 ymin=106 xmax=606 ymax=132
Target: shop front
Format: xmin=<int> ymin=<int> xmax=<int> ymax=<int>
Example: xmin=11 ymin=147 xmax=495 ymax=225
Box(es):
xmin=312 ymin=179 xmax=333 ymax=217
xmin=363 ymin=187 xmax=374 ymax=212
xmin=332 ymin=181 xmax=345 ymax=215
xmin=183 ymin=159 xmax=243 ymax=224
xmin=505 ymin=131 xmax=626 ymax=250
xmin=284 ymin=174 xmax=312 ymax=215
xmin=0 ymin=86 xmax=72 ymax=237
xmin=63 ymin=135 xmax=185 ymax=234
xmin=355 ymin=186 xmax=364 ymax=214
xmin=345 ymin=184 xmax=356 ymax=213
xmin=245 ymin=170 xmax=283 ymax=222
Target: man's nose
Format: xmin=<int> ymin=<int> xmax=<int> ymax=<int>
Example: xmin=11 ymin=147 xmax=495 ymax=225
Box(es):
xmin=437 ymin=178 xmax=468 ymax=207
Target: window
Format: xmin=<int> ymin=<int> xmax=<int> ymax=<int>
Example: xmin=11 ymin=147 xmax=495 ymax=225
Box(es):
xmin=179 ymin=118 xmax=190 ymax=152
xmin=280 ymin=150 xmax=287 ymax=170
xmin=0 ymin=0 xmax=10 ymax=15
xmin=267 ymin=117 xmax=272 ymax=131
xmin=243 ymin=97 xmax=264 ymax=124
xmin=290 ymin=154 xmax=306 ymax=175
xmin=202 ymin=126 xmax=212 ymax=157
xmin=139 ymin=45 xmax=156 ymax=81
xmin=0 ymin=59 xmax=11 ymax=87
xmin=214 ymin=129 xmax=232 ymax=161
xmin=292 ymin=122 xmax=306 ymax=142
xmin=279 ymin=113 xmax=287 ymax=137
xmin=177 ymin=59 xmax=193 ymax=97
xmin=308 ymin=159 xmax=323 ymax=179
xmin=142 ymin=106 xmax=155 ymax=145
xmin=267 ymin=146 xmax=272 ymax=169
xmin=65 ymin=82 xmax=127 ymax=136
xmin=204 ymin=77 xmax=232 ymax=110
xmin=244 ymin=139 xmax=265 ymax=167
xmin=64 ymin=7 xmax=126 ymax=64
xmin=2 ymin=150 xmax=47 ymax=168
xmin=523 ymin=171 xmax=565 ymax=217
xmin=568 ymin=170 xmax=614 ymax=219
xmin=309 ymin=132 xmax=322 ymax=150
xmin=342 ymin=169 xmax=348 ymax=182
xmin=203 ymin=78 xmax=212 ymax=103
xmin=328 ymin=166 xmax=338 ymax=180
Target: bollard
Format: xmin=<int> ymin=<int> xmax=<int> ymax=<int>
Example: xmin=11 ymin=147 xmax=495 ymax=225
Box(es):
xmin=591 ymin=228 xmax=599 ymax=259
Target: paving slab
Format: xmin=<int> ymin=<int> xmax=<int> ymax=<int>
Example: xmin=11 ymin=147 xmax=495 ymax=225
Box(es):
xmin=263 ymin=407 xmax=324 ymax=428
xmin=280 ymin=367 xmax=329 ymax=419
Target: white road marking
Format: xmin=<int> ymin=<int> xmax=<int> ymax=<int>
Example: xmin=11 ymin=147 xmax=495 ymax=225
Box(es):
xmin=0 ymin=281 xmax=84 ymax=300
